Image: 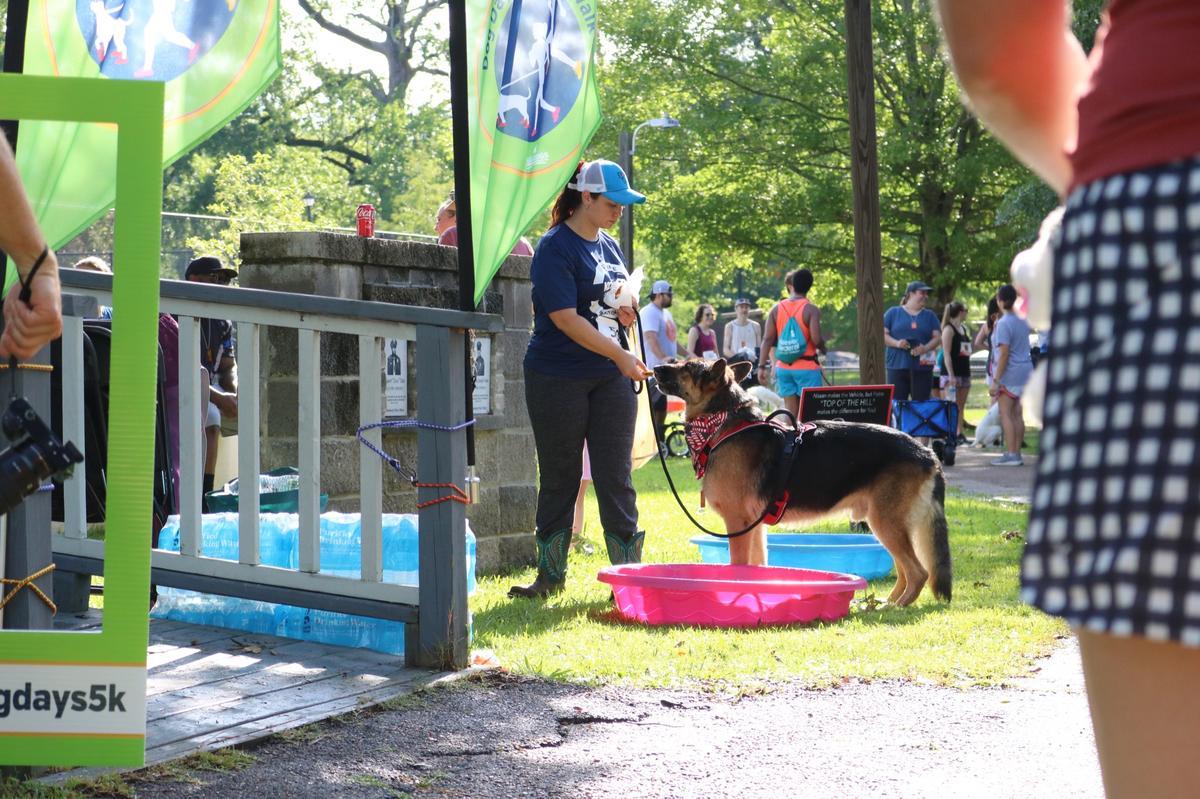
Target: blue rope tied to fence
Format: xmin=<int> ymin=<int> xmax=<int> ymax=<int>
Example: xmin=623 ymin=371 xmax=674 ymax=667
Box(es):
xmin=356 ymin=419 xmax=476 ymax=503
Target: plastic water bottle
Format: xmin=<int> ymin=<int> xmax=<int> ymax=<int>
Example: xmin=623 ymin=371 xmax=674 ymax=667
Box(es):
xmin=381 ymin=514 xmax=420 ymax=584
xmin=260 ymin=513 xmax=299 ymax=568
xmin=154 ymin=512 xmax=477 ymax=655
xmin=158 ymin=513 xmax=298 ymax=568
xmin=319 ymin=512 xmax=362 ymax=576
xmin=307 ymin=607 xmax=367 ymax=649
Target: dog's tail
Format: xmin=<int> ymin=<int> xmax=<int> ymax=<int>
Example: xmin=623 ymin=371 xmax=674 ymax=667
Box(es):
xmin=911 ymin=469 xmax=952 ymax=602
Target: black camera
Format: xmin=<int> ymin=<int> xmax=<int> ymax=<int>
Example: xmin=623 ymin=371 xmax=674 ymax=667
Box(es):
xmin=0 ymin=397 xmax=84 ymax=516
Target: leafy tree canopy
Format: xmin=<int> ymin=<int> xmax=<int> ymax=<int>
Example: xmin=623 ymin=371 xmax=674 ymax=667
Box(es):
xmin=596 ymin=0 xmax=1104 ymax=319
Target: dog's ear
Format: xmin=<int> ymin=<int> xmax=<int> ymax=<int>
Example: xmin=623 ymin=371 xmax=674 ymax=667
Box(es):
xmin=729 ymin=360 xmax=752 ymax=384
xmin=703 ymin=358 xmax=729 ymax=386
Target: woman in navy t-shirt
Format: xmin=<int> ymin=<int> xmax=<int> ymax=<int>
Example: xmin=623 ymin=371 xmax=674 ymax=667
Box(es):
xmin=510 ymin=159 xmax=652 ymax=599
xmin=882 ymin=280 xmax=942 ymax=401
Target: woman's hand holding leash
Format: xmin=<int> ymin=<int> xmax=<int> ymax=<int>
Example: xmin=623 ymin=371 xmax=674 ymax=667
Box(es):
xmin=0 ymin=247 xmax=62 ymax=361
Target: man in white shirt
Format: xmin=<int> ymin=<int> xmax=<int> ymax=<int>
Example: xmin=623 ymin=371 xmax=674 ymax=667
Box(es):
xmin=722 ymin=297 xmax=762 ymax=360
xmin=640 ymin=280 xmax=681 ymax=367
xmin=639 ymin=279 xmax=683 ymax=447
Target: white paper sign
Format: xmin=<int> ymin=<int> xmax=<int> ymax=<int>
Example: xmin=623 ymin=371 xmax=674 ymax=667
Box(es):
xmin=472 ymin=337 xmax=491 ymax=415
xmin=0 ymin=664 xmax=147 ymax=736
xmin=384 ymin=338 xmax=408 ymax=418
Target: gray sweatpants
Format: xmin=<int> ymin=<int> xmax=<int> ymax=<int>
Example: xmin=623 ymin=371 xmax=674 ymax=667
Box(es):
xmin=524 ymin=366 xmax=639 ymax=537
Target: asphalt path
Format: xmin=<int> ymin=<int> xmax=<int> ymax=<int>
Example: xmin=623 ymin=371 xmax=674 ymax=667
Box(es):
xmin=943 ymin=442 xmax=1038 ymax=503
xmin=125 ymin=637 xmax=1101 ymax=799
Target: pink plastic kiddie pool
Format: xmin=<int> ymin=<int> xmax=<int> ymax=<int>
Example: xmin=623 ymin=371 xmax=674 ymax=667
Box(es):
xmin=597 ymin=563 xmax=867 ymax=627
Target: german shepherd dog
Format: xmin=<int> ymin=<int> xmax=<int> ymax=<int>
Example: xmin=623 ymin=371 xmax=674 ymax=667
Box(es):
xmin=653 ymin=358 xmax=951 ymax=606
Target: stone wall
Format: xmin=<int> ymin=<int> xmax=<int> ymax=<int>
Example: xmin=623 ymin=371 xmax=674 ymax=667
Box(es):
xmin=239 ymin=232 xmax=536 ymax=574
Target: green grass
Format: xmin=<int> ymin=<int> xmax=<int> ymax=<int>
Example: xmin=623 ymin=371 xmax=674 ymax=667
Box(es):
xmin=472 ymin=458 xmax=1064 ymax=689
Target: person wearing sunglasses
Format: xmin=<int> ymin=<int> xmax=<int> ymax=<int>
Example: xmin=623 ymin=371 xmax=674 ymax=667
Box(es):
xmin=687 ymin=303 xmax=719 ymax=361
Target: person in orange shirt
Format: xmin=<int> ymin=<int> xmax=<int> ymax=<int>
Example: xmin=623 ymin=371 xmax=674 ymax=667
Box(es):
xmin=757 ymin=268 xmax=825 ymax=417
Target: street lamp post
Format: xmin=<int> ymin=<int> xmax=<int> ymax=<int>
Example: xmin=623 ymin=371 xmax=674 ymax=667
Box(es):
xmin=618 ymin=113 xmax=680 ymax=270
xmin=303 ymin=191 xmax=316 ymax=223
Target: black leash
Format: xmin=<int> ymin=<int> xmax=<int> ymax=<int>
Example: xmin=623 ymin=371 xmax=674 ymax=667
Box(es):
xmin=7 ymin=245 xmax=49 ymax=399
xmin=632 ymin=315 xmax=800 ymax=539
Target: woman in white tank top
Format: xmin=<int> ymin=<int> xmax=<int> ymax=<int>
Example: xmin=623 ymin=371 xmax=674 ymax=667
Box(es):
xmin=722 ymin=298 xmax=762 ymax=359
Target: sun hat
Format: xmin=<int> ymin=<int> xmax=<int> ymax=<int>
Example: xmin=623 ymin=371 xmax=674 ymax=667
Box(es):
xmin=568 ymin=159 xmax=646 ymax=205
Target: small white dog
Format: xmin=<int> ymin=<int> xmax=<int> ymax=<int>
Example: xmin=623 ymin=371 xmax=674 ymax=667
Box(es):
xmin=972 ymin=402 xmax=1003 ymax=447
xmin=746 ymin=384 xmax=783 ymax=413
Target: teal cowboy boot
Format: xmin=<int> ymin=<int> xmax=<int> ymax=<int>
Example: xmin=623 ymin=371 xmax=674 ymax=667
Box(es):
xmin=604 ymin=530 xmax=645 ymax=566
xmin=508 ymin=528 xmax=572 ymax=599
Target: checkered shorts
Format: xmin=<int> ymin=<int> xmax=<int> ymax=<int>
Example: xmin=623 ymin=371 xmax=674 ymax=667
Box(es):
xmin=1022 ymin=157 xmax=1200 ymax=647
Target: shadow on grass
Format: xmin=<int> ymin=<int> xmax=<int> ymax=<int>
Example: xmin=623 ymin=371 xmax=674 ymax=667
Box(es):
xmin=473 ymin=583 xmax=613 ymax=635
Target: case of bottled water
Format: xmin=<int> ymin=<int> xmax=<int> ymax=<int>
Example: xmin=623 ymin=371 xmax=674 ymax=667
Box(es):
xmin=152 ymin=512 xmax=476 ymax=656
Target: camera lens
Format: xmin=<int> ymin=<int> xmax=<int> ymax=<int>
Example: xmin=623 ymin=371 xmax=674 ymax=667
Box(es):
xmin=0 ymin=398 xmax=84 ymax=516
xmin=0 ymin=442 xmax=47 ymax=515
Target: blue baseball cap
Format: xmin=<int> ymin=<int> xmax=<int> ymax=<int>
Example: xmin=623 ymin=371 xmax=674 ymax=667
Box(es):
xmin=568 ymin=159 xmax=646 ymax=205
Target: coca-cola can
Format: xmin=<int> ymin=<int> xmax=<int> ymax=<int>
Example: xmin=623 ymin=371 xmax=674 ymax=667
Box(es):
xmin=356 ymin=203 xmax=376 ymax=238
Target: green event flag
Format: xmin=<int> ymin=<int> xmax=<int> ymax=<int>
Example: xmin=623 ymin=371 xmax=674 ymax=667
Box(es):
xmin=467 ymin=0 xmax=601 ymax=305
xmin=5 ymin=0 xmax=281 ymax=292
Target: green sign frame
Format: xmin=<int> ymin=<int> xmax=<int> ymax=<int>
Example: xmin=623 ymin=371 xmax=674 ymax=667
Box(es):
xmin=0 ymin=74 xmax=163 ymax=767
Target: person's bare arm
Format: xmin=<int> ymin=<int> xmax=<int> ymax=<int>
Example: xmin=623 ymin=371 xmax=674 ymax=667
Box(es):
xmin=0 ymin=137 xmax=61 ymax=360
xmin=991 ymin=343 xmax=1011 ymax=393
xmin=722 ymin=323 xmax=736 ymax=358
xmin=943 ymin=326 xmax=959 ymax=377
xmin=646 ymin=334 xmax=667 ymax=362
xmin=686 ymin=326 xmax=699 ymax=358
xmin=804 ymin=304 xmax=826 ymax=352
xmin=209 ymin=353 xmax=239 ymax=417
xmin=217 ymin=354 xmax=237 ymax=393
xmin=641 ymin=310 xmax=669 ymax=362
xmin=935 ymin=0 xmax=1089 ymax=194
xmin=549 ymin=308 xmax=650 ymax=381
xmin=758 ymin=308 xmax=777 ymax=380
xmin=973 ymin=322 xmax=989 ymax=350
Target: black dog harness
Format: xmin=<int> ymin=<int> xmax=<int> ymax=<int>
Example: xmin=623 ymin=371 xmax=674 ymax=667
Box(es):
xmin=685 ymin=409 xmax=815 ymax=527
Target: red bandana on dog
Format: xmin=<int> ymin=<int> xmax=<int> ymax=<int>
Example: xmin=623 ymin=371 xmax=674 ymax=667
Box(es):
xmin=685 ymin=411 xmax=729 ymax=477
xmin=686 ymin=410 xmax=817 ymax=481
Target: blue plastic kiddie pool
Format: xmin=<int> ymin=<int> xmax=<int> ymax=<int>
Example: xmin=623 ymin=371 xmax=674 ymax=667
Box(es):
xmin=690 ymin=533 xmax=894 ymax=580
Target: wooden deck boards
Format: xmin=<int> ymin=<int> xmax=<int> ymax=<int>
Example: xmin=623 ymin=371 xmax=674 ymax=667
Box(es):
xmin=43 ymin=614 xmax=445 ymax=783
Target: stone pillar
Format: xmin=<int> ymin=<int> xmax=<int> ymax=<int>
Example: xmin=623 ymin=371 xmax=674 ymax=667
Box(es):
xmin=238 ymin=232 xmax=536 ymax=573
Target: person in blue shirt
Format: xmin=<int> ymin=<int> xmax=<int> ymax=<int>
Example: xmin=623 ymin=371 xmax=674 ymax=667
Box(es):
xmin=883 ymin=280 xmax=942 ymax=401
xmin=988 ymin=284 xmax=1033 ymax=466
xmin=510 ymin=159 xmax=652 ymax=599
